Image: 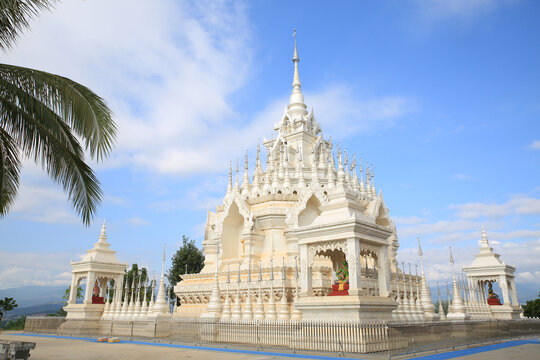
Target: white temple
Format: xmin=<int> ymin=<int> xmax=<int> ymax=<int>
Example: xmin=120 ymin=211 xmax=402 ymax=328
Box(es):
xmin=59 ymin=36 xmax=525 ymax=338
xmin=173 ymin=38 xmax=431 ymax=322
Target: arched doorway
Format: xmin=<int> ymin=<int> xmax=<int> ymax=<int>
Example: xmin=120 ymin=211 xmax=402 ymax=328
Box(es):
xmin=222 ymin=202 xmax=244 ymax=260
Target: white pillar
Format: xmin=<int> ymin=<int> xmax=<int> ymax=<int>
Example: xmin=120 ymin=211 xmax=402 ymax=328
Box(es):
xmin=376 ymin=245 xmax=390 ymax=297
xmin=299 ymin=244 xmax=312 ymax=296
xmin=346 ymin=238 xmax=361 ymax=296
xmin=499 ymin=275 xmax=510 ymax=305
xmin=84 ymin=272 xmax=95 ymax=304
xmin=68 ymin=275 xmax=78 ymax=304
xmin=509 ymin=277 xmax=518 ymax=306
xmin=99 ymin=278 xmax=106 ymax=297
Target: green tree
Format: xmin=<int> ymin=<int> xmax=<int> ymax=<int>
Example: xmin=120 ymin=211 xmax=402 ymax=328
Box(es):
xmin=434 ymin=300 xmax=449 ymax=315
xmin=522 ymin=292 xmax=540 ymax=318
xmin=167 ymin=235 xmax=205 ymax=301
xmin=0 ymin=297 xmax=17 ymax=322
xmin=0 ymin=0 xmax=117 ymax=225
xmin=48 ymin=285 xmax=83 ymax=316
xmin=1 ymin=315 xmax=25 ymax=330
xmin=122 ymin=264 xmax=149 ymax=302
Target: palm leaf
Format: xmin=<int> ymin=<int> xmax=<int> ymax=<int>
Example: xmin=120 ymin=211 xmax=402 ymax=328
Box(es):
xmin=0 ymin=0 xmax=55 ymax=50
xmin=0 ymin=64 xmax=116 ymax=225
xmin=0 ymin=64 xmax=116 ymax=160
xmin=0 ymin=127 xmax=21 ymax=216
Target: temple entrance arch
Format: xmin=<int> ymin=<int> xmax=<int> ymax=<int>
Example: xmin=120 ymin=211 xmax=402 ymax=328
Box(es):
xmin=221 ymin=202 xmax=244 ymax=260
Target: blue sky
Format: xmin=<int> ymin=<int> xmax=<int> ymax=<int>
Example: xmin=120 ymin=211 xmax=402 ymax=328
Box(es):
xmin=1 ymin=0 xmax=539 ymax=301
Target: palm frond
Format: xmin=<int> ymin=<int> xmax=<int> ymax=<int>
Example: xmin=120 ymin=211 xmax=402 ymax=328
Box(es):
xmin=0 ymin=0 xmax=55 ymax=50
xmin=0 ymin=127 xmax=21 ymax=216
xmin=0 ymin=64 xmax=117 ymax=161
xmin=0 ymin=63 xmax=116 ymax=224
xmin=1 ymin=92 xmax=103 ymax=224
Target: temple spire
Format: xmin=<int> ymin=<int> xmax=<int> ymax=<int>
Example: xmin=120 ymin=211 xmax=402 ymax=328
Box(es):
xmin=242 ymin=150 xmax=250 ymax=194
xmin=288 ymin=29 xmax=307 ymax=114
xmin=226 ymin=161 xmax=232 ymax=196
xmin=480 ymin=225 xmax=490 ymax=248
xmin=98 ymin=220 xmax=107 ymax=244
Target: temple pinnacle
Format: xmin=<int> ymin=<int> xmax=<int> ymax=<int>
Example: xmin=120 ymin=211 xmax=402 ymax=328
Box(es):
xmin=288 ymin=29 xmax=307 ymax=114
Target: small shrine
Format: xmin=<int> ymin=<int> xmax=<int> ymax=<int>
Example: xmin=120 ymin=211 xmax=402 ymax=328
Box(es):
xmin=60 ymin=222 xmax=127 ymax=334
xmin=463 ymin=226 xmax=522 ymax=319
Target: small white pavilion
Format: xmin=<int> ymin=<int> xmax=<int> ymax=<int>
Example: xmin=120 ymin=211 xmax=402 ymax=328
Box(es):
xmin=63 ymin=222 xmax=127 ymax=322
xmin=463 ymin=227 xmax=522 ymax=320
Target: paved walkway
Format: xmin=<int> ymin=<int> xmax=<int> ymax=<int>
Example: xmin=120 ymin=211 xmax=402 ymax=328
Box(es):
xmin=0 ymin=332 xmax=538 ymax=360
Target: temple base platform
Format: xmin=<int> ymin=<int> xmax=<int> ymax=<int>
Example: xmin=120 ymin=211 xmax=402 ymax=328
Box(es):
xmin=490 ymin=305 xmax=523 ymax=320
xmin=295 ymin=295 xmax=397 ymax=321
xmin=59 ymin=304 xmax=105 ymax=336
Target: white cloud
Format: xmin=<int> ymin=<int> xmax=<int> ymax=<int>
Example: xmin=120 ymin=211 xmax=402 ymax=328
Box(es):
xmin=126 ymin=217 xmax=150 ymax=227
xmin=9 ymin=166 xmax=78 ymax=224
xmin=0 ymin=251 xmax=73 ymax=289
xmin=394 ymin=216 xmax=429 ymax=225
xmin=4 ymin=0 xmax=255 ymax=177
xmin=528 ymin=140 xmax=540 ymax=150
xmin=4 ymin=1 xmax=416 ymax=178
xmin=397 ymin=219 xmax=479 ymax=238
xmin=415 ymin=0 xmax=513 ymax=20
xmin=306 ymin=86 xmax=416 ymax=139
xmin=450 ymin=195 xmax=540 ymax=219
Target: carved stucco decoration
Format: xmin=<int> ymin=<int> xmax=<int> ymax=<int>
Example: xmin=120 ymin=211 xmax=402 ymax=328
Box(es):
xmin=214 ymin=195 xmax=254 ymax=238
xmin=307 ymin=240 xmax=347 ymax=264
xmin=287 ymin=190 xmax=329 ymax=228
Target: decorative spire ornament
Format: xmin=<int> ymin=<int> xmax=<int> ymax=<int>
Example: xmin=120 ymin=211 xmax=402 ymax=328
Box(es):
xmin=446 ymin=246 xmax=469 ymax=320
xmin=288 ymin=29 xmax=307 ymax=115
xmin=231 ymin=262 xmax=242 ymax=319
xmin=254 ymin=259 xmax=265 ymax=321
xmin=221 ymin=264 xmax=232 ymax=320
xmin=415 ymin=264 xmax=425 ymax=321
xmin=291 ymin=256 xmax=302 ymax=321
xmin=408 ymin=262 xmax=420 ymax=322
xmin=233 ymin=159 xmax=240 ymax=192
xmin=283 ymin=155 xmax=291 ymax=189
xmin=278 ymin=257 xmax=290 ymax=321
xmin=437 ymin=282 xmax=446 ymax=320
xmin=344 ymin=149 xmax=351 ymax=188
xmin=311 ymin=150 xmax=320 ymax=186
xmin=226 ymin=161 xmax=232 ymax=196
xmin=359 ymin=159 xmax=366 ymax=195
xmin=98 ymin=220 xmax=107 ymax=244
xmin=242 ymin=252 xmax=254 ymax=320
xmin=241 ymin=150 xmax=250 ymax=195
xmin=266 ymin=257 xmax=277 ymax=320
xmin=201 ymin=243 xmax=223 ymax=320
xmin=336 ymin=145 xmax=345 ymax=188
xmin=401 ymin=261 xmax=413 ymax=322
xmin=417 ymin=237 xmax=437 ymax=320
xmin=263 ymin=153 xmax=271 ymax=193
xmin=152 ymin=244 xmax=169 ymax=315
xmin=326 ymin=151 xmax=335 ymax=189
xmin=296 ymin=151 xmax=305 ymax=189
xmin=365 ymin=163 xmax=371 ymax=195
xmin=370 ymin=165 xmax=376 ymax=197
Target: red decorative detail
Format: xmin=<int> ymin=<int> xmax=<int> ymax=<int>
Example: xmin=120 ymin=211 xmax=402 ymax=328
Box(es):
xmin=92 ymin=296 xmax=105 ymax=304
xmin=329 ymin=283 xmax=349 ymax=296
xmin=487 ymin=298 xmax=502 ymax=305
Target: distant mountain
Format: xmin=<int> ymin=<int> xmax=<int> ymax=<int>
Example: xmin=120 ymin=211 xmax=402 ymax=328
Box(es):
xmin=2 ymin=302 xmax=65 ymax=320
xmin=0 ymin=285 xmax=66 ymax=307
